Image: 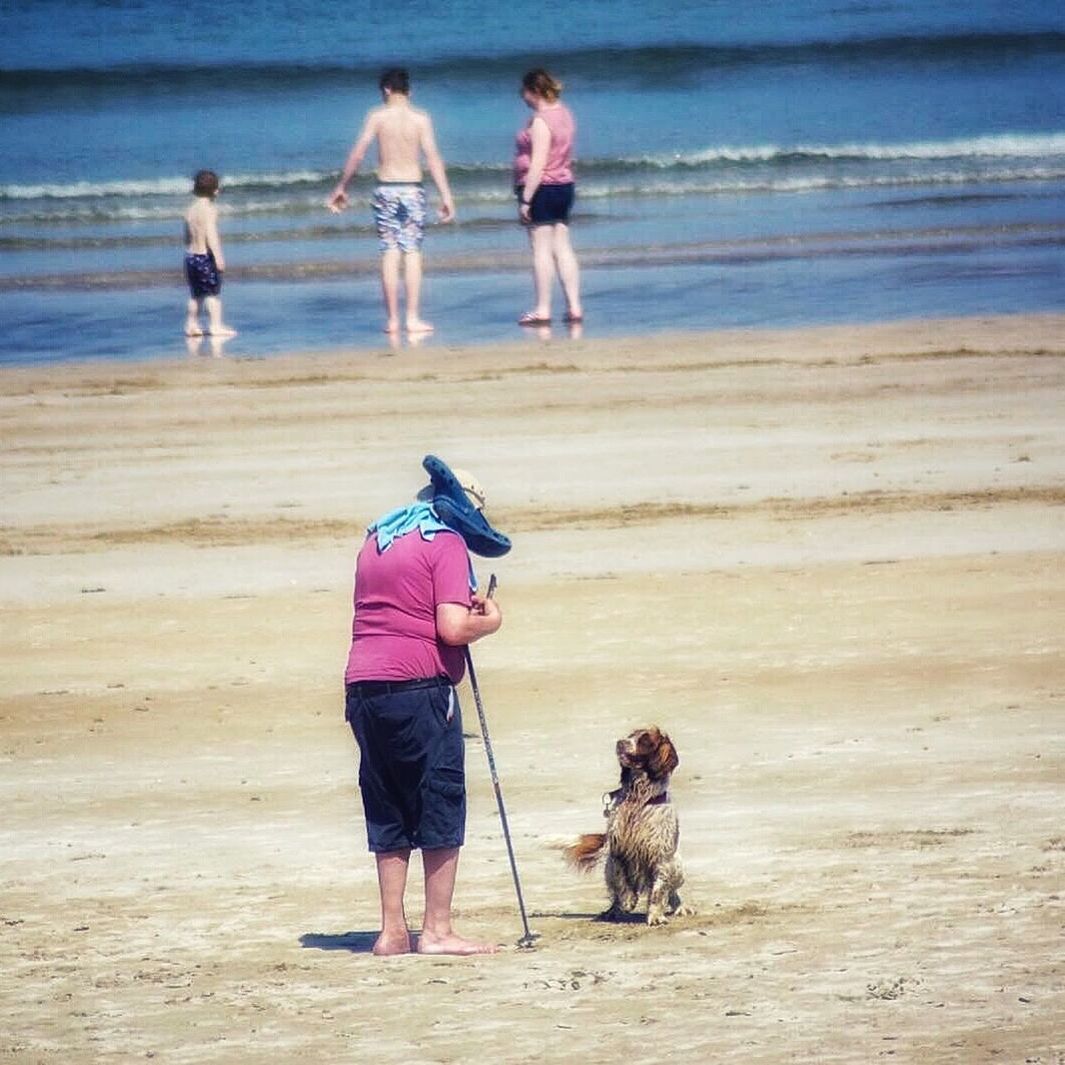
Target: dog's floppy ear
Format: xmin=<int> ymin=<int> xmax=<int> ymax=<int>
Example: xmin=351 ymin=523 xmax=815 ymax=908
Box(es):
xmin=648 ymin=731 xmax=679 ymax=779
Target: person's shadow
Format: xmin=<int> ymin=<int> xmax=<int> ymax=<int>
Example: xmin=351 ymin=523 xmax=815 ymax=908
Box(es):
xmin=299 ymin=931 xmax=380 ymax=954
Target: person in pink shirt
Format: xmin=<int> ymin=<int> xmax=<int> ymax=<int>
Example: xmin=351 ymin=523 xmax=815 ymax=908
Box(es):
xmin=343 ymin=455 xmax=510 ymax=956
xmin=513 ymin=68 xmax=583 ymax=327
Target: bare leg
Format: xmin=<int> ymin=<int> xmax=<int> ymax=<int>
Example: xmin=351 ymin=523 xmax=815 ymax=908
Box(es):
xmin=373 ymin=848 xmax=413 ymax=956
xmin=552 ymin=224 xmax=582 ymax=320
xmin=380 ymin=248 xmax=401 ymax=333
xmin=403 ymin=251 xmax=433 ymax=333
xmin=185 ymin=298 xmax=203 ymax=336
xmin=205 ymin=296 xmax=237 ymax=337
xmin=417 ymin=847 xmax=498 ymax=955
xmin=526 ymin=225 xmax=555 ymax=320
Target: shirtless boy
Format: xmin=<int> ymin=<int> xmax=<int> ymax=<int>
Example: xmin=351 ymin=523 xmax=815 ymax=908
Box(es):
xmin=183 ymin=170 xmax=236 ymax=338
xmin=329 ymin=68 xmax=455 ymax=335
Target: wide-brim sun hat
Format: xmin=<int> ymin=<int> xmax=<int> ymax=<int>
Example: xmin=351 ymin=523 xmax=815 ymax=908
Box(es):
xmin=420 ymin=454 xmax=512 ymax=558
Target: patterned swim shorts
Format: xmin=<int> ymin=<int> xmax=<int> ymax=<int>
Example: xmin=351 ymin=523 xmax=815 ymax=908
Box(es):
xmin=184 ymin=251 xmax=221 ymax=298
xmin=372 ymin=183 xmax=428 ymax=253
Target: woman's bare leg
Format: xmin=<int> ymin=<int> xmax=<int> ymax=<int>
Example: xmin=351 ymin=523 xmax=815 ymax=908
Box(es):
xmin=552 ymin=223 xmax=582 ymax=320
xmin=526 ymin=224 xmax=555 ymax=320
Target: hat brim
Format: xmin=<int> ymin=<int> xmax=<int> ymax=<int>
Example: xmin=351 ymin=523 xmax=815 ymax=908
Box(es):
xmin=422 ymin=454 xmax=512 ymax=558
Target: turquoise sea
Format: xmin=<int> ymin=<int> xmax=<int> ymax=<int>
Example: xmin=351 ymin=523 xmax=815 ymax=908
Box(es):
xmin=2 ymin=0 xmax=1063 ymax=363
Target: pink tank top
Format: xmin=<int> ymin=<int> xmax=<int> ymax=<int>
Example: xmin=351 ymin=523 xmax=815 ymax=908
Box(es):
xmin=513 ymin=102 xmax=575 ymax=186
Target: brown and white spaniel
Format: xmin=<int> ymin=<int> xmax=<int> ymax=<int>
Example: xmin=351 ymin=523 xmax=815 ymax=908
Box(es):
xmin=563 ymin=726 xmax=694 ymax=925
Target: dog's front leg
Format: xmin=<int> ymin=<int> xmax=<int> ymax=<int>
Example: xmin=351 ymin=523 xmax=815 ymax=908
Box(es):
xmin=650 ymin=859 xmax=695 ymax=923
xmin=647 ymin=876 xmax=671 ymax=925
xmin=648 ymin=859 xmax=693 ymax=924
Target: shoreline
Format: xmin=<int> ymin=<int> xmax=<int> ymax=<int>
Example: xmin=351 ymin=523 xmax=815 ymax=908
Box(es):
xmin=10 ymin=219 xmax=1065 ymax=290
xmin=3 ymin=309 xmax=1064 ymax=380
xmin=6 ymin=217 xmax=1064 ymax=364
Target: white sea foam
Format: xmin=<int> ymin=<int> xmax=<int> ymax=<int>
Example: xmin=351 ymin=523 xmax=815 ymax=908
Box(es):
xmin=4 ymin=139 xmax=1064 ymax=226
xmin=0 ymin=170 xmax=333 ymax=201
xmin=4 ymin=134 xmax=1064 ymax=204
xmin=574 ymin=167 xmax=1065 ymax=199
xmin=0 ymin=177 xmax=192 ymax=200
xmin=627 ymin=132 xmax=1065 ymax=169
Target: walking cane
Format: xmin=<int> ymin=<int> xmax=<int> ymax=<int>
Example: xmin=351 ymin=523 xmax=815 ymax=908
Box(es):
xmin=466 ymin=574 xmax=538 ymax=949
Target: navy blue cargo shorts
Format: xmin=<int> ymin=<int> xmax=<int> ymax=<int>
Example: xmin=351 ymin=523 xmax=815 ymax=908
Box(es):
xmin=345 ymin=676 xmax=466 ymax=853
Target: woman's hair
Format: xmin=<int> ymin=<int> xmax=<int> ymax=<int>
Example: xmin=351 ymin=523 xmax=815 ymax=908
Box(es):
xmin=522 ymin=68 xmax=562 ymax=102
xmin=379 ymin=67 xmax=410 ymax=95
xmin=193 ymin=169 xmax=220 ymax=197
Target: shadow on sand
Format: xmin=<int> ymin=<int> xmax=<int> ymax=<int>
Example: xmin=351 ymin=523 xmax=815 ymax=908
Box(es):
xmin=530 ymin=910 xmax=648 ymax=924
xmin=299 ymin=931 xmax=380 ymax=954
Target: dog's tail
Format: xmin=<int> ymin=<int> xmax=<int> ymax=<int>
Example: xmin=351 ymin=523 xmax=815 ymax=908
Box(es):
xmin=558 ymin=832 xmax=608 ymax=873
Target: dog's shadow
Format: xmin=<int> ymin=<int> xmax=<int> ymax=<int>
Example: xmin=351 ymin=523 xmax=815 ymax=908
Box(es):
xmin=531 ymin=910 xmax=649 ymax=925
xmin=299 ymin=931 xmax=380 ymax=954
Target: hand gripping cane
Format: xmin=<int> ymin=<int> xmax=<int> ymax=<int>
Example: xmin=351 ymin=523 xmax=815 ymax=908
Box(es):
xmin=465 ymin=574 xmax=538 ymax=949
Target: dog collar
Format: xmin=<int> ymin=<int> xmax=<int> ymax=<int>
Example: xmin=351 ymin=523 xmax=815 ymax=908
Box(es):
xmin=602 ymin=788 xmax=670 ymax=813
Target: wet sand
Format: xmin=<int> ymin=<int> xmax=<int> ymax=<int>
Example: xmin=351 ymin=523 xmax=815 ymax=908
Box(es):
xmin=2 ymin=315 xmax=1064 ymax=1063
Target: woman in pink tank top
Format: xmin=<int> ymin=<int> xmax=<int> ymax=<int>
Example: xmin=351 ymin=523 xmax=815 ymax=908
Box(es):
xmin=513 ymin=68 xmax=583 ymax=328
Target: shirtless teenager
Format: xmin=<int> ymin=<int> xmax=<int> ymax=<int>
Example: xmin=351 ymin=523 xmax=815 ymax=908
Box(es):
xmin=329 ymin=68 xmax=455 ymax=335
xmin=183 ymin=170 xmax=236 ymax=338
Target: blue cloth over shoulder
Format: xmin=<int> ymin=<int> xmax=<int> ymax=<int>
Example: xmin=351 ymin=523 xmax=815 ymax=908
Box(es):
xmin=368 ymin=501 xmax=452 ymax=551
xmin=367 ymin=501 xmax=477 ymax=590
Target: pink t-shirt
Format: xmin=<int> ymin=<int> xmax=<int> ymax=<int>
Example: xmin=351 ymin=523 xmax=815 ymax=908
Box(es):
xmin=344 ymin=529 xmax=472 ymax=685
xmin=513 ymin=102 xmax=575 ymax=186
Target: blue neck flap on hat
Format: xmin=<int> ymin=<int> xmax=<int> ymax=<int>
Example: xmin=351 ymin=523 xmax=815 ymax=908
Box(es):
xmin=422 ymin=454 xmax=512 ymax=559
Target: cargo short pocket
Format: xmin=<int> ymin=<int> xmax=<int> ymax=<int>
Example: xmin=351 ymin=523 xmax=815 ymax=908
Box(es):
xmin=425 ymin=766 xmax=464 ymax=804
xmin=420 ymin=766 xmax=466 ymax=848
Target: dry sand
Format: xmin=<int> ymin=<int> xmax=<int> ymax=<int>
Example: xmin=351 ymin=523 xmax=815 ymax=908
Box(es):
xmin=2 ymin=315 xmax=1064 ymax=1064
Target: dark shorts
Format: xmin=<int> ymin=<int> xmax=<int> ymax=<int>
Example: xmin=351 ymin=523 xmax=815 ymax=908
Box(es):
xmin=185 ymin=251 xmax=221 ymax=298
xmin=345 ymin=676 xmax=466 ymax=852
xmin=517 ymin=182 xmax=575 ymax=225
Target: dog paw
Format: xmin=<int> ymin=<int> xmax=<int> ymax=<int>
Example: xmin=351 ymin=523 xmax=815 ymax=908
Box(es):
xmin=646 ymin=910 xmax=669 ymax=926
xmin=671 ymin=904 xmax=697 ymax=918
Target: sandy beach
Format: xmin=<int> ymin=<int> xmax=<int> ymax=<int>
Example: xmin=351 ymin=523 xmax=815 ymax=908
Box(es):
xmin=2 ymin=314 xmax=1064 ymax=1064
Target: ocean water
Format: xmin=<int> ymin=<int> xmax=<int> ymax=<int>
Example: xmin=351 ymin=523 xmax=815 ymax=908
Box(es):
xmin=2 ymin=0 xmax=1064 ymax=364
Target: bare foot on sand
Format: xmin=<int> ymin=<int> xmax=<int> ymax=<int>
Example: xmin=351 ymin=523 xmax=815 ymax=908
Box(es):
xmin=184 ymin=325 xmax=204 ymax=337
xmin=384 ymin=319 xmax=400 ymax=334
xmin=416 ymin=932 xmax=499 ymax=956
xmin=372 ymin=931 xmax=413 ymax=957
xmin=406 ymin=318 xmax=435 ymax=335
